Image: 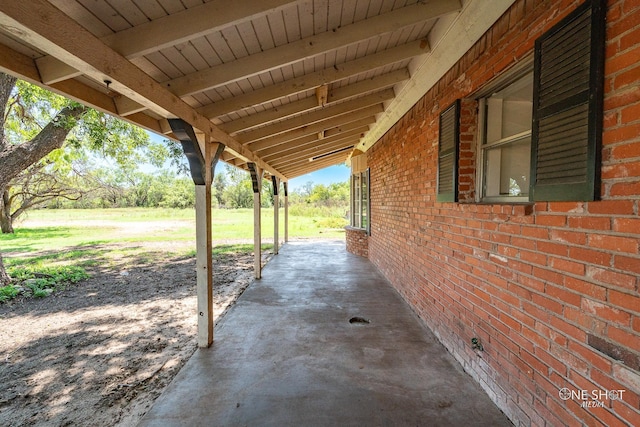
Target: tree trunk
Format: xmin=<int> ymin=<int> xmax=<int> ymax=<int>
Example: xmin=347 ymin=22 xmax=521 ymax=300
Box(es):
xmin=0 ymin=187 xmax=14 ymax=234
xmin=0 ymin=252 xmax=10 ymax=286
xmin=0 ymin=72 xmax=86 ymax=284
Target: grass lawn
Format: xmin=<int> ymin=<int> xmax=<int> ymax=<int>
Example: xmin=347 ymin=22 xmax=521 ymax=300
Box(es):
xmin=1 ymin=207 xmax=346 ymax=259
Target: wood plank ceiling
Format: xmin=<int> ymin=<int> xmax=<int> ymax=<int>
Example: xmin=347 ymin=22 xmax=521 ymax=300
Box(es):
xmin=0 ymin=0 xmax=463 ymax=180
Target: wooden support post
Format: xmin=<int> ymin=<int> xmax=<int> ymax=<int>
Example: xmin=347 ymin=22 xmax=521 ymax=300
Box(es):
xmin=169 ymin=119 xmax=225 ymax=348
xmin=248 ymin=163 xmax=263 ymax=279
xmin=272 ymin=176 xmax=280 ymax=255
xmin=283 ymin=182 xmax=289 ymax=243
xmin=195 ymin=142 xmax=215 ymax=348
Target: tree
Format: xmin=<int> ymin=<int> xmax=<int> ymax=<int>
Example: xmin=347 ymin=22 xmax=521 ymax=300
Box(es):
xmin=0 ymin=72 xmax=165 ymax=285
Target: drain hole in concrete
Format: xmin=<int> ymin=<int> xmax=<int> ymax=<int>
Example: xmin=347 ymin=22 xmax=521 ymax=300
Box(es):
xmin=349 ymin=316 xmax=370 ymax=324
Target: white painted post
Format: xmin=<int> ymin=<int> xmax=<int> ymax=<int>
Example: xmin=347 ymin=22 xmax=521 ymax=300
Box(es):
xmin=195 ymin=142 xmax=215 ymax=348
xmin=250 ymin=165 xmax=263 ymax=279
xmin=284 ymin=182 xmax=289 ymax=243
xmin=273 ymin=177 xmax=280 ymax=255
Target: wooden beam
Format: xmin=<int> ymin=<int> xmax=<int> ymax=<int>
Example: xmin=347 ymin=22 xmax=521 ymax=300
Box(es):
xmin=35 ymin=54 xmax=81 ymax=84
xmin=197 ymin=40 xmax=428 ymax=119
xmin=261 ymin=126 xmax=368 ymax=159
xmin=254 ymin=118 xmax=373 ymax=158
xmin=220 ymin=97 xmax=318 ymax=135
xmin=220 ymin=69 xmax=408 ymax=134
xmin=249 ymin=105 xmax=383 ymax=152
xmin=114 ymin=95 xmax=146 ymax=116
xmin=165 ymin=0 xmax=459 ymax=97
xmin=0 ymin=0 xmax=286 ymax=181
xmin=0 ymin=41 xmax=169 ymax=137
xmin=273 ymin=145 xmax=355 ymax=170
xmin=35 ymin=0 xmax=296 ymax=84
xmin=316 ymin=85 xmax=328 ymax=106
xmin=282 ymin=153 xmax=351 ymax=177
xmin=237 ymin=89 xmax=393 ymax=144
xmin=264 ymin=135 xmax=360 ymax=167
xmin=267 ymin=138 xmax=359 ymax=168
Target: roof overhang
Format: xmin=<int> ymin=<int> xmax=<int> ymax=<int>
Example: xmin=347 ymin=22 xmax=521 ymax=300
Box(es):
xmin=0 ymin=0 xmax=515 ymax=180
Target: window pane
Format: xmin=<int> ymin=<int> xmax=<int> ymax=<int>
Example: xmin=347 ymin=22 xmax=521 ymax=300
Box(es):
xmin=484 ymin=136 xmax=531 ymax=197
xmin=485 ymin=73 xmax=533 ymax=144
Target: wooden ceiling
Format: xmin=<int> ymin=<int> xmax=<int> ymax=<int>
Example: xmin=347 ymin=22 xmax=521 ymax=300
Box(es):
xmin=0 ymin=0 xmax=504 ymax=181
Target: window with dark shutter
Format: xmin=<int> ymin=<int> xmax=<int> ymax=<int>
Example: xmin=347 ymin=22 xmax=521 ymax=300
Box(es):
xmin=437 ymin=100 xmax=460 ymax=202
xmin=530 ymin=0 xmax=605 ymax=201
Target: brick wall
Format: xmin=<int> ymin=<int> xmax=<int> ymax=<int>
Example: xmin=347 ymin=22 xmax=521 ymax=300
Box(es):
xmin=366 ymin=1 xmax=640 ymax=426
xmin=345 ymin=226 xmax=368 ymax=257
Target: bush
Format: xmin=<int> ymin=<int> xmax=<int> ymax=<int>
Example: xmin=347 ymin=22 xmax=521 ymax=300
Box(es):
xmin=0 ymin=285 xmax=20 ymax=302
xmin=1 ymin=265 xmax=90 ymax=303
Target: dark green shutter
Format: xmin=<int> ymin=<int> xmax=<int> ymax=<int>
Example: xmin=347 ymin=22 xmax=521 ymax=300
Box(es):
xmin=437 ymin=100 xmax=460 ymax=202
xmin=530 ymin=0 xmax=605 ymax=201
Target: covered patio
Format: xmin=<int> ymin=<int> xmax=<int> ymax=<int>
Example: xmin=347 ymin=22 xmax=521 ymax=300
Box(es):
xmin=139 ymin=240 xmax=511 ymax=426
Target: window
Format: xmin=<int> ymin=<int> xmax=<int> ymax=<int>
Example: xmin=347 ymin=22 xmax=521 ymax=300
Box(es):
xmin=479 ymin=72 xmax=533 ymax=202
xmin=351 ymin=169 xmax=369 ymax=231
xmin=467 ymin=0 xmax=604 ymax=203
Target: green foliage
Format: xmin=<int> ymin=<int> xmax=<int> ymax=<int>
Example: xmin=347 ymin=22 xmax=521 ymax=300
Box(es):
xmin=0 ymin=284 xmax=19 ymax=302
xmin=1 ymin=265 xmax=89 ymax=302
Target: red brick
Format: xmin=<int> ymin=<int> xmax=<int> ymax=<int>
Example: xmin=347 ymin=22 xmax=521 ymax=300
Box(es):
xmin=546 ymin=283 xmax=582 ymax=306
xmin=588 ymin=234 xmax=639 ymax=254
xmin=587 ymin=200 xmax=636 ymax=215
xmin=620 ymin=100 xmax=640 ymax=123
xmin=568 ymin=247 xmax=612 ymax=267
xmin=568 ymin=341 xmax=613 ymax=374
xmin=582 ymin=298 xmax=632 ymax=326
xmin=535 ymin=214 xmax=567 ymax=227
xmin=609 ymin=290 xmax=640 ymax=313
xmin=613 ymin=254 xmax=640 ymax=274
xmin=608 ymin=326 xmax=640 ymax=352
xmin=587 ymin=265 xmax=637 ymax=290
xmin=550 ymin=257 xmax=586 ymax=276
xmin=567 ymin=216 xmax=612 ymax=230
xmin=565 ymin=277 xmax=607 ymax=301
xmin=609 ymin=140 xmax=640 ymax=160
xmin=531 ymin=292 xmax=563 ymax=314
xmin=537 ymin=240 xmax=569 ymax=257
xmin=610 ymin=180 xmax=640 ymax=196
xmin=602 ymin=162 xmax=640 ymax=179
xmin=550 ymin=229 xmax=588 ymax=245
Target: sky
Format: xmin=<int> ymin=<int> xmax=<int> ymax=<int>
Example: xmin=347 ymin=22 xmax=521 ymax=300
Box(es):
xmin=288 ymin=164 xmax=350 ymax=190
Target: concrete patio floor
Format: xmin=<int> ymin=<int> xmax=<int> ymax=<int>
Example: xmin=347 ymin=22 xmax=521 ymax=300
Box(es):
xmin=139 ymin=240 xmax=512 ymax=426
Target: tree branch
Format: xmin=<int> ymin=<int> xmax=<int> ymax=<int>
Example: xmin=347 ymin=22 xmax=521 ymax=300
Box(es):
xmin=0 ymin=104 xmax=85 ymax=189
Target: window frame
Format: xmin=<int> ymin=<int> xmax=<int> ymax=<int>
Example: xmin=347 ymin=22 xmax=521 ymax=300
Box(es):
xmin=350 ymin=168 xmax=370 ymax=233
xmin=474 ymin=60 xmax=534 ymax=204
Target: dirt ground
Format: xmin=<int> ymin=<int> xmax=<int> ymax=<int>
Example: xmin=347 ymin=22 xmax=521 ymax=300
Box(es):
xmin=0 ymin=242 xmax=269 ymax=426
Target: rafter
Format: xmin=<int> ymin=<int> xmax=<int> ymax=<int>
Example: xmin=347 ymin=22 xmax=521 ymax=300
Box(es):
xmin=261 ymin=126 xmax=369 ymax=159
xmin=280 ymin=152 xmax=351 ymax=177
xmin=35 ymin=0 xmax=296 ymax=84
xmin=0 ymin=42 xmax=166 ymax=136
xmin=268 ymin=138 xmax=360 ymax=168
xmin=236 ymin=89 xmax=394 ymax=144
xmin=197 ymin=40 xmax=425 ymax=120
xmin=0 ymin=0 xmax=285 ymax=181
xmin=220 ymin=68 xmax=409 ymax=134
xmin=248 ymin=105 xmax=382 ymax=151
xmin=167 ymin=1 xmax=459 ymax=97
